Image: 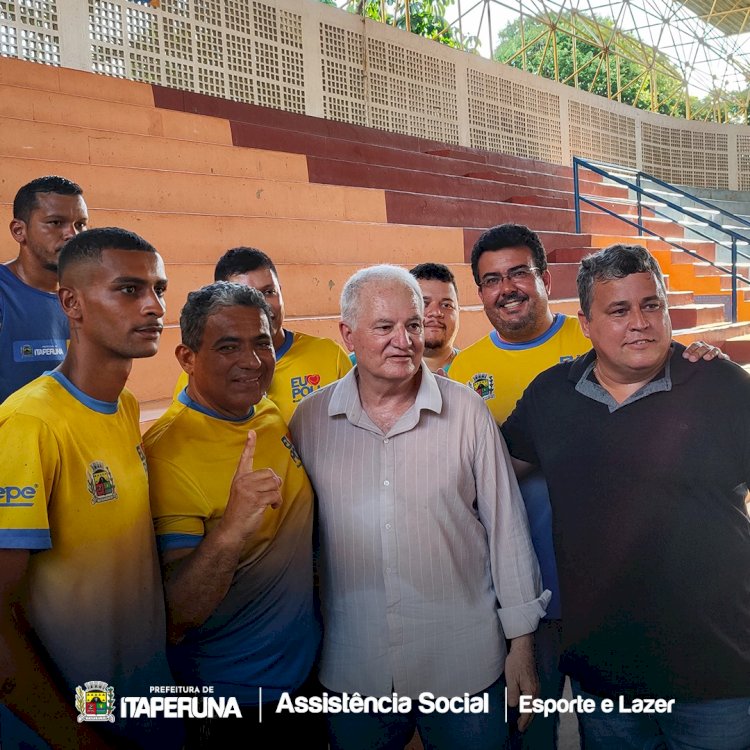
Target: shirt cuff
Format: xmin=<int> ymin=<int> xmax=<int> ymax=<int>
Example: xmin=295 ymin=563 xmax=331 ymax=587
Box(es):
xmin=498 ymin=589 xmax=551 ymax=638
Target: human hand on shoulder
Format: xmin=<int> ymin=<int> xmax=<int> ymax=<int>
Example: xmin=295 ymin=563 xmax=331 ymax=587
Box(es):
xmin=682 ymin=340 xmax=729 ymax=362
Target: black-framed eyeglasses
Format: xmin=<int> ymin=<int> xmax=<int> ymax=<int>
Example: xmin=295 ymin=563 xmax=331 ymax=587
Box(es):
xmin=478 ymin=267 xmax=541 ymax=289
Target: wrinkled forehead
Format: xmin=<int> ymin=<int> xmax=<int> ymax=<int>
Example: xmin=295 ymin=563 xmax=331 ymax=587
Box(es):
xmin=362 ymin=279 xmax=424 ymax=314
xmin=591 ymin=270 xmax=666 ymax=302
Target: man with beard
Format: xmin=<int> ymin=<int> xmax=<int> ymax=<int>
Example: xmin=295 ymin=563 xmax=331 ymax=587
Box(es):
xmin=1 ymin=176 xmax=89 ymax=402
xmin=449 ymin=224 xmax=589 ymax=423
xmin=409 ymin=263 xmax=460 ymax=374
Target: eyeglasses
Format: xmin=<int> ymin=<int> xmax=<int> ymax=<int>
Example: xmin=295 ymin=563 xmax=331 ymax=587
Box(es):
xmin=478 ymin=267 xmax=541 ymax=289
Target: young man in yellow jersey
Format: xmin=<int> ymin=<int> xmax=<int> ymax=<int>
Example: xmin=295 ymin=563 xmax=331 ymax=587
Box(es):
xmin=146 ymin=282 xmax=324 ymax=748
xmin=174 ymin=247 xmax=351 ymax=424
xmin=0 ymin=227 xmax=173 ymax=749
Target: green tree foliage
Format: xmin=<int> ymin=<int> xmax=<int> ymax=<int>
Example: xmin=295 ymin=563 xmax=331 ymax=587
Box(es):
xmin=494 ymin=12 xmax=693 ymax=117
xmin=336 ymin=0 xmax=475 ymax=50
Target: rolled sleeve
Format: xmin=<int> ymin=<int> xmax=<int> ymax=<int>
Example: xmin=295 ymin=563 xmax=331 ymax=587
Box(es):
xmin=474 ymin=405 xmax=549 ymax=638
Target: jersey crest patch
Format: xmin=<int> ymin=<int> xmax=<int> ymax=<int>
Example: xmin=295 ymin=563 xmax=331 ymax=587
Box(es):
xmin=87 ymin=461 xmax=118 ymax=504
xmin=469 ymin=373 xmax=495 ymax=401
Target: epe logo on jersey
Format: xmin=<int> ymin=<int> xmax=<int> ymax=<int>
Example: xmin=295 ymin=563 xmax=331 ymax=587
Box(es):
xmin=75 ymin=681 xmax=116 ymax=723
xmin=0 ymin=485 xmax=37 ymax=506
xmin=86 ymin=462 xmax=118 ymax=504
xmin=469 ymin=373 xmax=495 ymax=401
xmin=291 ymin=374 xmax=322 ymax=404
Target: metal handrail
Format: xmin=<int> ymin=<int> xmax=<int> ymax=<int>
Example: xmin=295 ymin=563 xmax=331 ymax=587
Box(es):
xmin=573 ymin=156 xmax=750 ymax=323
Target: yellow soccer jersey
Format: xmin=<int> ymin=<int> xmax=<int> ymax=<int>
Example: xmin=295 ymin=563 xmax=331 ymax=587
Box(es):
xmin=0 ymin=373 xmax=168 ymax=695
xmin=449 ymin=314 xmax=591 ymax=424
xmin=174 ymin=329 xmax=352 ymax=425
xmin=144 ymin=392 xmax=317 ymax=702
xmin=145 ymin=393 xmax=313 ymax=553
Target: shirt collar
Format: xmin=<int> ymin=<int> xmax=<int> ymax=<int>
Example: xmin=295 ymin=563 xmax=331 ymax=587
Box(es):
xmin=177 ymin=387 xmax=256 ymax=422
xmin=328 ymin=363 xmax=442 ymax=435
xmin=570 ymin=343 xmax=687 ymax=412
xmin=275 ymin=329 xmax=294 ymax=361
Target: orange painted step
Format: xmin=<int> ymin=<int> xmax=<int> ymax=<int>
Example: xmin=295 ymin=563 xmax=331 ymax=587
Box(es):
xmin=162 ymin=262 xmax=479 ymax=324
xmin=70 ymin=210 xmax=466 ymax=266
xmin=0 ymin=83 xmax=233 ymax=145
xmin=722 ymin=334 xmax=750 ymax=363
xmin=672 ymin=321 xmax=750 ymax=348
xmin=0 ymin=117 xmax=308 ymax=182
xmin=0 ymin=56 xmax=154 ymax=106
xmin=0 ymin=157 xmax=386 ymax=222
xmin=667 ymin=264 xmax=723 ymax=294
xmin=668 ymin=304 xmax=727 ymax=329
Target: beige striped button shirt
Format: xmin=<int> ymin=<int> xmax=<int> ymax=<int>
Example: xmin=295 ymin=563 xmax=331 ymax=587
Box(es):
xmin=289 ymin=365 xmax=548 ymax=698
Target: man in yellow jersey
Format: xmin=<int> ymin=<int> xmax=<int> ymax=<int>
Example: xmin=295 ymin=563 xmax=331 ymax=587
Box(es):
xmin=0 ymin=227 xmax=174 ymax=750
xmin=409 ymin=262 xmax=460 ymax=374
xmin=449 ymin=223 xmax=724 ymax=750
xmin=174 ymin=247 xmax=351 ymax=424
xmin=146 ymin=282 xmax=324 ymax=748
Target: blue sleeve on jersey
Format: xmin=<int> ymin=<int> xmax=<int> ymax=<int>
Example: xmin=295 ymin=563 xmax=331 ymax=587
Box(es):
xmin=156 ymin=532 xmax=203 ymax=553
xmin=0 ymin=528 xmax=52 ymax=550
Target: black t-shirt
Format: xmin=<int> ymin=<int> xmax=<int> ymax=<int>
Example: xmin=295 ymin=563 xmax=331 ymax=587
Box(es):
xmin=502 ymin=344 xmax=750 ymax=700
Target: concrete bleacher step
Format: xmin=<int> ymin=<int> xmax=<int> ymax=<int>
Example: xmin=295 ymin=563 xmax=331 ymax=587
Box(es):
xmin=383 ymin=190 xmax=583 ymax=232
xmin=464 ymin=168 xmax=624 ymax=199
xmin=306 ymin=156 xmax=605 ymax=207
xmin=0 ymin=115 xmax=309 ymax=182
xmin=0 ymin=81 xmax=233 ymax=146
xmin=668 ymin=304 xmax=727 ymax=329
xmin=722 ymin=334 xmax=750 ymax=363
xmin=0 ymin=155 xmax=385 ymax=223
xmin=672 ymin=321 xmax=750 ymax=349
xmin=166 ymin=262 xmax=481 ymax=322
xmin=462 ymin=229 xmax=596 ymax=259
xmin=156 ymin=85 xmax=615 ymax=189
xmin=77 ymin=210 xmax=466 ymax=266
xmin=231 ymin=118 xmax=608 ymax=198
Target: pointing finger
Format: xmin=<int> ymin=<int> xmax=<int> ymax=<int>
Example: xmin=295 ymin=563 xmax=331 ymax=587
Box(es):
xmin=238 ymin=430 xmax=256 ymax=473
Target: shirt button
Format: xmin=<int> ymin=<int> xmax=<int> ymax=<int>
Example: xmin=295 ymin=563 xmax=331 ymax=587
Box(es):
xmin=383 ymin=480 xmax=390 ymax=486
xmin=383 ymin=438 xmax=389 ymax=444
xmin=385 ymin=523 xmax=392 ymax=530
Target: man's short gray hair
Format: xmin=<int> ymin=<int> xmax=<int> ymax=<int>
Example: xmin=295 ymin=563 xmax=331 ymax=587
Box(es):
xmin=577 ymin=244 xmax=667 ymax=320
xmin=341 ymin=265 xmax=424 ymax=327
xmin=181 ymin=281 xmax=272 ymax=351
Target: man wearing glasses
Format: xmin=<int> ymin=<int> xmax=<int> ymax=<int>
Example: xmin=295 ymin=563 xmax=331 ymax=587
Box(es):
xmin=449 ymin=223 xmax=589 ymax=425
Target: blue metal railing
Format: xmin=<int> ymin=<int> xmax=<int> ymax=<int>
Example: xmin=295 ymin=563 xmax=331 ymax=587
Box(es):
xmin=573 ymin=157 xmax=750 ymax=323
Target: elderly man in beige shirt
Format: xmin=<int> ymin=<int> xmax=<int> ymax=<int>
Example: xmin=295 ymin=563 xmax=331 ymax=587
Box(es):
xmin=289 ymin=265 xmax=548 ymax=750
